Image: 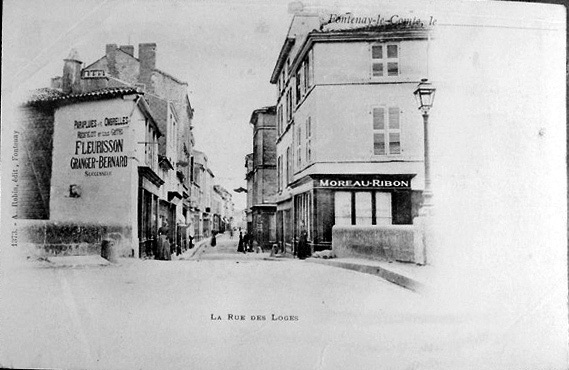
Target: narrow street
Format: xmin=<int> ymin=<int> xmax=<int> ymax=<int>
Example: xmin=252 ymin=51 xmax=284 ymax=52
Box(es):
xmin=189 ymin=232 xmax=277 ymax=262
xmin=0 ymin=234 xmax=506 ymax=370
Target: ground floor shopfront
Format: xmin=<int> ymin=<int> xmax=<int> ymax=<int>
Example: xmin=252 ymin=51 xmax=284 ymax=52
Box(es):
xmin=276 ymin=174 xmax=422 ymax=255
xmin=137 ymin=169 xmax=192 ymax=259
xmin=250 ymin=205 xmax=276 ymax=250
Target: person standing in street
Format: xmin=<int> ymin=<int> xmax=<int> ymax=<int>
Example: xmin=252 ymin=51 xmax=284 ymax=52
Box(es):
xmin=297 ymin=229 xmax=309 ymax=260
xmin=237 ymin=231 xmax=245 ymax=253
xmin=211 ymin=231 xmax=217 ymax=247
xmin=158 ymin=220 xmax=171 ymax=260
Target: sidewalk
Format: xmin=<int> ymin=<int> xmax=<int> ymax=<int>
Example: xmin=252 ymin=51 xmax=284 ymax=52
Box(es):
xmin=307 ymin=256 xmax=432 ymax=293
xmin=172 ymin=235 xmax=214 ymax=260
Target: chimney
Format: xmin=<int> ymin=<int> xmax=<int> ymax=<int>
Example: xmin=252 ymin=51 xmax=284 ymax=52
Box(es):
xmin=119 ymin=45 xmax=134 ymax=57
xmin=62 ymin=49 xmax=82 ymax=94
xmin=138 ymin=43 xmax=156 ymax=93
xmin=106 ymin=43 xmax=118 ymax=77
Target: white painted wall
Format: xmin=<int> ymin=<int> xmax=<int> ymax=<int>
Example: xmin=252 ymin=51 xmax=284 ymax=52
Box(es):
xmin=314 ymin=40 xmax=428 ymax=85
xmin=50 ymin=98 xmax=136 ymax=226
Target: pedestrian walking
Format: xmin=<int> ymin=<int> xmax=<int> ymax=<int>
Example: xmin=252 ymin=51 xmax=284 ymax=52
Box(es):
xmin=237 ymin=232 xmax=245 ymax=253
xmin=211 ymin=231 xmax=217 ymax=247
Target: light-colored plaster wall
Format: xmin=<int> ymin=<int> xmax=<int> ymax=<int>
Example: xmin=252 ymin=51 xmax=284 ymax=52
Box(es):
xmin=50 ymin=98 xmax=139 ymax=225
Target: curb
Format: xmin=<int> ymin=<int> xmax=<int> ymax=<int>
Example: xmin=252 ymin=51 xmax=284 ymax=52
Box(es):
xmin=307 ymin=258 xmax=424 ymax=293
xmin=186 ymin=238 xmax=211 ymax=259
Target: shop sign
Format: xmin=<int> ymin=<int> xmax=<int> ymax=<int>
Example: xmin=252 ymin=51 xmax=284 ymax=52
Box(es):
xmin=69 ymin=115 xmax=130 ymax=175
xmin=316 ymin=178 xmax=410 ymax=189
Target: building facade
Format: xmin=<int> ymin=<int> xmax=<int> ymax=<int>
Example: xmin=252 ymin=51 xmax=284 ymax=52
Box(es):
xmin=245 ymin=106 xmax=277 ymax=250
xmin=81 ymin=43 xmax=195 ymax=255
xmin=17 ymin=45 xmax=200 ymax=259
xmin=18 ymin=50 xmax=164 ymax=258
xmin=271 ymin=14 xmax=431 ymax=260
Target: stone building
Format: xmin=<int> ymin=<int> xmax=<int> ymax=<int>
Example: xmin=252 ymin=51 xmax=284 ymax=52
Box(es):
xmin=271 ymin=14 xmax=431 ymax=261
xmin=18 ymin=50 xmax=163 ymax=258
xmin=191 ymin=150 xmax=216 ymax=240
xmin=81 ymin=43 xmax=195 ymax=253
xmin=245 ymin=106 xmax=277 ymax=250
xmin=213 ymin=185 xmax=233 ymax=233
xmin=17 ymin=44 xmax=196 ymax=259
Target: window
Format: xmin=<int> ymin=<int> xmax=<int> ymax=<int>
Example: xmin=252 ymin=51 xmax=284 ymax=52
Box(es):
xmin=297 ymin=126 xmax=302 ymax=167
xmin=375 ymin=192 xmax=392 ymax=225
xmin=334 ymin=191 xmax=393 ymax=226
xmin=286 ymin=147 xmax=291 ymax=184
xmin=371 ymin=44 xmax=399 ymax=78
xmin=295 ymin=50 xmax=314 ymax=105
xmin=277 ymin=105 xmax=283 ymax=135
xmin=305 ymin=117 xmax=312 ymax=163
xmin=355 ymin=192 xmax=373 ymax=225
xmin=286 ymin=89 xmax=293 ymax=122
xmin=277 ymin=156 xmax=282 ymax=192
xmin=334 ymin=192 xmax=352 ymax=226
xmin=373 ymin=106 xmax=401 ymax=155
xmin=296 ymin=69 xmax=303 ymax=104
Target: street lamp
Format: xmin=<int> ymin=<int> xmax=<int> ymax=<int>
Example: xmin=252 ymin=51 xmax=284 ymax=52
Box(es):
xmin=414 ymin=79 xmax=436 ymax=216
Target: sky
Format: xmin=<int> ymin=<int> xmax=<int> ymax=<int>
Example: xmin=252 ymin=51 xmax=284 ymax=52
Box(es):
xmin=1 ymin=0 xmax=458 ymax=210
xmin=2 ymin=0 xmax=304 ymax=210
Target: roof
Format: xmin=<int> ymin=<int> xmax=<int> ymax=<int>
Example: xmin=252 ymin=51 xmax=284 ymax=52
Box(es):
xmin=23 ymin=86 xmax=162 ymax=136
xmin=82 ymin=48 xmax=139 ymax=70
xmin=250 ymin=105 xmax=276 ymax=124
xmin=153 ymin=68 xmax=188 ymax=85
xmin=23 ymin=88 xmax=65 ymax=104
xmin=269 ymin=37 xmax=295 ymax=84
xmin=23 ymin=86 xmax=140 ymax=106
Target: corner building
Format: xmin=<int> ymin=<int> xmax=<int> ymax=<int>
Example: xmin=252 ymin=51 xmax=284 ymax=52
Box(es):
xmin=271 ymin=14 xmax=431 ymax=255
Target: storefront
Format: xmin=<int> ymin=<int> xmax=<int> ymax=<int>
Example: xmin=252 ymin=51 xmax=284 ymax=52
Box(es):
xmin=279 ymin=174 xmax=421 ymax=253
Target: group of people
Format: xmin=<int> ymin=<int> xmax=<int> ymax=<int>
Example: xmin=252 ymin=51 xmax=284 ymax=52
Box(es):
xmin=236 ymin=230 xmax=254 ymax=253
xmin=235 ymin=227 xmax=311 ymax=259
xmin=156 ymin=223 xmax=312 ymax=260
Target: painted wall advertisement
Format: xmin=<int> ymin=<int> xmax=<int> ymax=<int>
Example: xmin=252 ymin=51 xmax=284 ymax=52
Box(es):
xmin=70 ymin=115 xmax=130 ymax=177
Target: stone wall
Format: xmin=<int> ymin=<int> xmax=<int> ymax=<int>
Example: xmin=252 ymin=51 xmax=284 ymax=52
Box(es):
xmin=332 ymin=225 xmax=423 ymax=263
xmin=17 ymin=105 xmax=55 ymax=219
xmin=18 ymin=220 xmax=134 ymax=257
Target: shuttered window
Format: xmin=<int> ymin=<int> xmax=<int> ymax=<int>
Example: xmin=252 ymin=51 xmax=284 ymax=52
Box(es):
xmin=373 ymin=106 xmax=401 ymax=156
xmin=371 ymin=44 xmax=399 ymax=78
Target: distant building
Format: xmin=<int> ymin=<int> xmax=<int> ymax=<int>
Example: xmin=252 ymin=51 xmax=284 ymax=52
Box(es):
xmin=213 ymin=185 xmax=233 ymax=233
xmin=192 ymin=150 xmax=216 ymax=239
xmin=245 ymin=106 xmax=277 ymax=249
xmin=270 ymin=14 xmax=431 ymax=260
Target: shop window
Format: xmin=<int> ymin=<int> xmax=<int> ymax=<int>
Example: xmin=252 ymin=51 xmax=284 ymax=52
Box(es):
xmin=371 ymin=44 xmax=399 ymax=78
xmin=333 ymin=191 xmax=394 ymax=226
xmin=375 ymin=192 xmax=393 ymax=225
xmin=334 ymin=192 xmax=352 ymax=226
xmin=355 ymin=192 xmax=373 ymax=225
xmin=373 ymin=106 xmax=401 ymax=155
